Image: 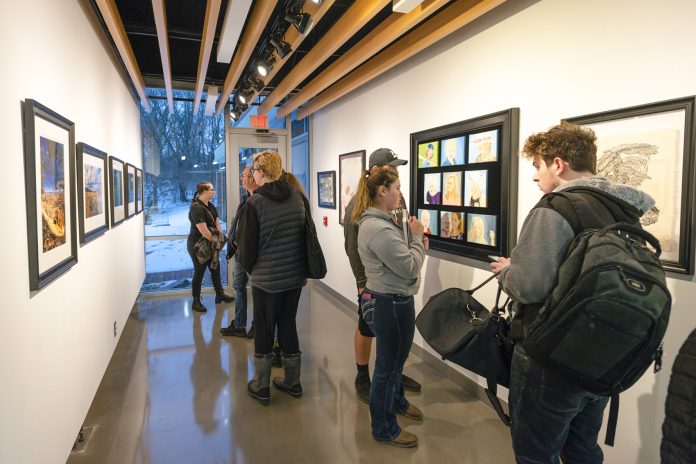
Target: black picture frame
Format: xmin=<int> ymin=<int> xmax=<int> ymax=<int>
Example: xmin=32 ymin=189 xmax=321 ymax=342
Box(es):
xmin=339 ymin=150 xmax=366 ymax=225
xmin=109 ymin=156 xmax=126 ymax=227
xmin=565 ymin=96 xmax=696 ymax=274
xmin=317 ymin=170 xmax=336 ymax=209
xmin=124 ymin=163 xmax=137 ymax=219
xmin=76 ymin=142 xmax=110 ymax=244
xmin=135 ymin=167 xmax=144 ymax=213
xmin=410 ymin=108 xmax=520 ymax=262
xmin=22 ymin=99 xmax=78 ymax=291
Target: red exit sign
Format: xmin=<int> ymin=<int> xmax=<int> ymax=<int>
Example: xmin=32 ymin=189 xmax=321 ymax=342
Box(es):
xmin=251 ymin=115 xmax=268 ymax=128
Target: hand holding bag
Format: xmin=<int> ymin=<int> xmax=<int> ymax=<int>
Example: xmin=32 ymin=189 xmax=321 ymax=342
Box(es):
xmin=416 ymin=274 xmax=513 ymax=426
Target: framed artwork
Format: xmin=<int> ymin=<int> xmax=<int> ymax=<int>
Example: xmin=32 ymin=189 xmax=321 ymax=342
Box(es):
xmin=135 ymin=167 xmax=144 ymax=213
xmin=124 ymin=163 xmax=137 ymax=218
xmin=109 ymin=156 xmax=126 ymax=226
xmin=565 ymin=96 xmax=696 ymax=274
xmin=77 ymin=142 xmax=109 ymax=244
xmin=22 ymin=99 xmax=77 ymax=291
xmin=339 ymin=150 xmax=366 ymax=225
xmin=317 ymin=170 xmax=336 ymax=209
xmin=410 ymin=108 xmax=520 ymax=261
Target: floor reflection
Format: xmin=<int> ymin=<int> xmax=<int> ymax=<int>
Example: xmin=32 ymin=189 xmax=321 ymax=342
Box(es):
xmin=69 ymin=285 xmax=514 ymax=463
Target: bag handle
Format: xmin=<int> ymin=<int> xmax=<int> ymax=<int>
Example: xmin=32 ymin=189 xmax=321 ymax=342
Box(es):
xmin=601 ymin=222 xmax=662 ymax=257
xmin=466 ymin=272 xmax=499 ymax=295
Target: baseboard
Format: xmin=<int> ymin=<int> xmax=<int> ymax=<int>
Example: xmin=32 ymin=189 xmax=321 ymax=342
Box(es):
xmin=312 ymin=281 xmax=508 ymax=413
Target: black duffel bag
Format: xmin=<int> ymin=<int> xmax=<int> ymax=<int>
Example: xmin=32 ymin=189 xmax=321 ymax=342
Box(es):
xmin=416 ymin=274 xmax=513 ymax=425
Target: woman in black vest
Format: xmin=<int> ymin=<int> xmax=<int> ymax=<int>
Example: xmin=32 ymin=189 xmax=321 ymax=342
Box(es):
xmin=187 ymin=181 xmax=233 ymax=313
xmin=236 ymin=151 xmax=308 ymax=405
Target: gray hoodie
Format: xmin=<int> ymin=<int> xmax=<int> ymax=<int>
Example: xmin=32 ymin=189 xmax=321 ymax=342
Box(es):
xmin=357 ymin=207 xmax=425 ymax=296
xmin=499 ymin=176 xmax=655 ymax=304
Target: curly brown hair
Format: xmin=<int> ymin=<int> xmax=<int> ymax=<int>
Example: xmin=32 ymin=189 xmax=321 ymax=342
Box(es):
xmin=522 ymin=121 xmax=597 ymax=174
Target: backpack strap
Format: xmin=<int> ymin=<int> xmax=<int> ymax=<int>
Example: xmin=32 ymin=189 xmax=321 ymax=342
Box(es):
xmin=605 ymin=393 xmax=620 ymax=446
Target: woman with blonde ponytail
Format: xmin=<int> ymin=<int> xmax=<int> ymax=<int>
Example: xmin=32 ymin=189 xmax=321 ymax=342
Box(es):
xmin=355 ymin=167 xmax=426 ymax=448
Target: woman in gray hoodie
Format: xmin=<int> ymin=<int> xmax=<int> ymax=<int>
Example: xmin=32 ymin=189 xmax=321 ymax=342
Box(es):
xmin=352 ymin=167 xmax=425 ymax=448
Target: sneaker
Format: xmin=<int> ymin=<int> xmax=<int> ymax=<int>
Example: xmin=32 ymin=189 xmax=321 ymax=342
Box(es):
xmin=397 ymin=403 xmax=423 ymax=421
xmin=378 ymin=430 xmax=418 ymax=448
xmin=220 ymin=325 xmax=247 ymax=337
xmin=401 ymin=374 xmax=422 ymax=392
xmin=355 ymin=375 xmax=371 ymax=404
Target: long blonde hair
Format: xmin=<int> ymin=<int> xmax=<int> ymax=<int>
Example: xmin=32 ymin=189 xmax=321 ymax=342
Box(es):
xmin=351 ymin=167 xmax=399 ymax=223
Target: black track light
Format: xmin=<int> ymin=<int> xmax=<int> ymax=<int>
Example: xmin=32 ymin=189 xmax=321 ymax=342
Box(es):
xmin=237 ymin=88 xmax=252 ymax=105
xmin=256 ymin=54 xmax=276 ymax=78
xmin=285 ymin=10 xmax=313 ymax=36
xmin=270 ymin=36 xmax=292 ymax=59
xmin=248 ymin=75 xmax=265 ymax=93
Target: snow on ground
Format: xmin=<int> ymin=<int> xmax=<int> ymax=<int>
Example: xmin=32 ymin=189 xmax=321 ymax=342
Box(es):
xmin=145 ymin=239 xmax=191 ymax=272
xmin=145 ymin=203 xmax=191 ymax=236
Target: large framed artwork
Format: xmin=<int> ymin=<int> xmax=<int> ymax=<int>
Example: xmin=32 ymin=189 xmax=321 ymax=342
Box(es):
xmin=339 ymin=150 xmax=366 ymax=225
xmin=124 ymin=163 xmax=137 ymax=218
xmin=317 ymin=170 xmax=336 ymax=209
xmin=76 ymin=142 xmax=110 ymax=244
xmin=410 ymin=108 xmax=520 ymax=261
xmin=565 ymin=96 xmax=696 ymax=274
xmin=109 ymin=156 xmax=126 ymax=226
xmin=22 ymin=99 xmax=78 ymax=291
xmin=135 ymin=167 xmax=144 ymax=213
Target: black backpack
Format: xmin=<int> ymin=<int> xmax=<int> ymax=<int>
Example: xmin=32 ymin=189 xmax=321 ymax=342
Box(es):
xmin=521 ymin=186 xmax=671 ymax=445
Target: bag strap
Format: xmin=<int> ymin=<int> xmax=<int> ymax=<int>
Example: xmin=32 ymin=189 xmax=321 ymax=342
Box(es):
xmin=601 ymin=222 xmax=662 ymax=257
xmin=483 ymin=283 xmax=512 ymax=426
xmin=194 ymin=200 xmax=217 ymax=225
xmin=604 ymin=393 xmax=619 ymax=446
xmin=466 ymin=273 xmax=499 ymax=295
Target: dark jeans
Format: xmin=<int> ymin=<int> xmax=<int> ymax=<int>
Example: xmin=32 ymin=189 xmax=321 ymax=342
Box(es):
xmin=510 ymin=345 xmax=609 ymax=464
xmin=232 ymin=255 xmax=249 ymax=329
xmin=361 ymin=289 xmax=415 ymax=441
xmin=187 ymin=240 xmax=223 ymax=298
xmin=251 ymin=286 xmax=302 ymax=355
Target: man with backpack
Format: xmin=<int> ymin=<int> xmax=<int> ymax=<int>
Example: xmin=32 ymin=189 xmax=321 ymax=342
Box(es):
xmin=490 ymin=122 xmax=658 ymax=463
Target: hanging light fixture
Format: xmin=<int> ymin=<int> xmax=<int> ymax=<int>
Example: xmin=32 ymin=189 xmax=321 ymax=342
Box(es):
xmin=270 ymin=35 xmax=292 ymax=59
xmin=248 ymin=75 xmax=265 ymax=93
xmin=285 ymin=5 xmax=313 ymax=36
xmin=237 ymin=87 xmax=252 ymax=105
xmin=256 ymin=53 xmax=276 ymax=77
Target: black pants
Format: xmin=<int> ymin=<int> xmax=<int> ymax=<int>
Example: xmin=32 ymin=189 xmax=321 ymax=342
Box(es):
xmin=187 ymin=240 xmax=223 ymax=298
xmin=252 ymin=286 xmax=303 ymax=355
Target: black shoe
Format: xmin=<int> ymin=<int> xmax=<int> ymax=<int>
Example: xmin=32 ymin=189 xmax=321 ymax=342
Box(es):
xmin=402 ymin=374 xmax=421 ymax=392
xmin=355 ymin=375 xmax=371 ymax=404
xmin=215 ymin=292 xmax=234 ymax=304
xmin=192 ymin=297 xmax=207 ymax=313
xmin=272 ymin=378 xmax=303 ymax=398
xmin=220 ymin=325 xmax=247 ymax=337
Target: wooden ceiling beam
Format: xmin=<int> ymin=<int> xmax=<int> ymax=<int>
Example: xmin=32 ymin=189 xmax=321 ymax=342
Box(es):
xmin=232 ymin=0 xmax=334 ymax=122
xmin=94 ymin=0 xmax=151 ymax=111
xmin=215 ymin=0 xmax=277 ymax=116
xmin=152 ymin=0 xmax=173 ymax=113
xmin=297 ymin=0 xmax=506 ymax=120
xmin=278 ymin=0 xmax=451 ymax=119
xmin=193 ymin=0 xmax=223 ymax=115
xmin=258 ymin=0 xmax=392 ymax=116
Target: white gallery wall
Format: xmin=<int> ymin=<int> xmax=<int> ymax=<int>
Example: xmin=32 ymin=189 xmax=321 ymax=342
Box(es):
xmin=0 ymin=1 xmax=144 ymax=463
xmin=312 ymin=0 xmax=696 ymax=462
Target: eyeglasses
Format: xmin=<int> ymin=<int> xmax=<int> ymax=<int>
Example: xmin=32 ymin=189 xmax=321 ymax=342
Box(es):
xmin=250 ymin=165 xmax=263 ymax=175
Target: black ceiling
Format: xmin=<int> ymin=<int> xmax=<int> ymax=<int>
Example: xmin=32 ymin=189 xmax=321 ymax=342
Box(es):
xmin=105 ymin=0 xmax=395 ymax=105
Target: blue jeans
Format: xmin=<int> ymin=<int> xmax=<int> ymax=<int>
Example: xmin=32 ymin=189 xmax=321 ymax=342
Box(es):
xmin=361 ymin=290 xmax=415 ymax=441
xmin=510 ymin=345 xmax=609 ymax=464
xmin=232 ymin=255 xmax=249 ymax=329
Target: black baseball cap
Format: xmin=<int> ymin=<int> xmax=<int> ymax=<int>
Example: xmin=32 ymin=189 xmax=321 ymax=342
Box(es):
xmin=368 ymin=148 xmax=408 ymax=168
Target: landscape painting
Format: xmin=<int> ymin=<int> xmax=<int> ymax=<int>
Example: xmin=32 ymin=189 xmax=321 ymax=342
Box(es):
xmin=77 ymin=142 xmax=109 ymax=243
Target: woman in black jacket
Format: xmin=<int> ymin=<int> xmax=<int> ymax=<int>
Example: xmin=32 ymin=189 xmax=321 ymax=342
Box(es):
xmin=236 ymin=151 xmax=308 ymax=405
xmin=187 ymin=181 xmax=233 ymax=312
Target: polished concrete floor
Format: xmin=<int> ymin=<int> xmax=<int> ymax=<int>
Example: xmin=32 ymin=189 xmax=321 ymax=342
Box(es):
xmin=68 ymin=284 xmax=514 ymax=463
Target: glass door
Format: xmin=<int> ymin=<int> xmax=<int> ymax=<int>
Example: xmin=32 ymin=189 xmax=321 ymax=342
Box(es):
xmin=226 ymin=128 xmax=289 ymax=283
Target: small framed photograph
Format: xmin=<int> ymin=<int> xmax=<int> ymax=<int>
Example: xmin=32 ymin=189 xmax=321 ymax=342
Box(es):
xmin=423 ymin=172 xmax=441 ymax=205
xmin=77 ymin=142 xmax=109 ymax=244
xmin=450 ymin=212 xmax=464 ymax=240
xmin=442 ymin=171 xmax=463 ymax=206
xmin=339 ymin=150 xmax=366 ymax=225
xmin=468 ymin=129 xmax=499 ymax=163
xmin=317 ymin=170 xmax=336 ymax=209
xmin=124 ymin=163 xmax=137 ymax=218
xmin=135 ymin=167 xmax=144 ymax=213
xmin=22 ymin=99 xmax=78 ymax=291
xmin=466 ymin=213 xmax=497 ymax=247
xmin=418 ymin=141 xmax=439 ymax=168
xmin=464 ymin=170 xmax=488 ymax=208
xmin=441 ymin=136 xmax=465 ymax=166
xmin=109 ymin=156 xmax=126 ymax=227
xmin=418 ymin=209 xmax=438 ymax=235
